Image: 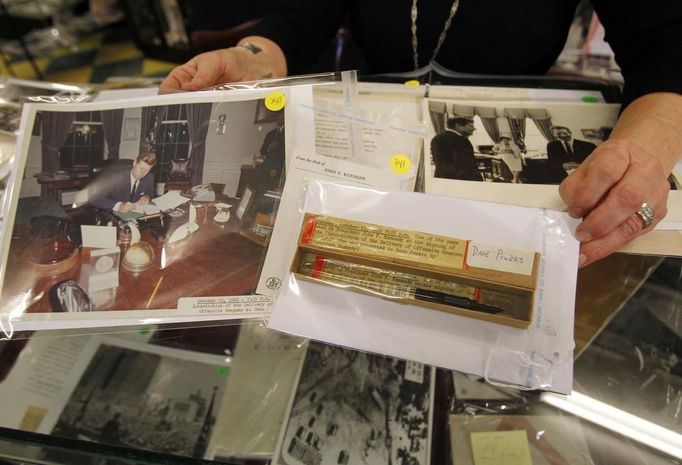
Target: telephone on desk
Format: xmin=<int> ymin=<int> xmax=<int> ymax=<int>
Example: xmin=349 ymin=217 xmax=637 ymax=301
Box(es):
xmin=213 ymin=203 xmax=232 ymax=223
xmin=180 ymin=183 xmax=215 ymax=202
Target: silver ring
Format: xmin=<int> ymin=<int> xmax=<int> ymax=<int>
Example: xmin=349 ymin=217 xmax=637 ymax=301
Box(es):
xmin=635 ymin=202 xmax=655 ymax=230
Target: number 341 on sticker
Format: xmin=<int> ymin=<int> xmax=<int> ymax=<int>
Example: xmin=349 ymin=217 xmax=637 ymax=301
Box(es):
xmin=265 ymin=91 xmax=286 ymax=111
xmin=390 ymin=154 xmax=412 ymax=174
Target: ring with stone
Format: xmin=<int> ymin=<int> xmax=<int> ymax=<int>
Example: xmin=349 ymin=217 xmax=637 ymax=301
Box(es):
xmin=635 ymin=202 xmax=655 ymax=230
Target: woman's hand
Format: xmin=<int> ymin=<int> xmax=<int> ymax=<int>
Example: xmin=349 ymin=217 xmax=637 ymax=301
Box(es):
xmin=559 ymin=92 xmax=682 ymax=267
xmin=559 ymin=139 xmax=670 ymax=267
xmin=159 ymin=36 xmax=287 ymax=92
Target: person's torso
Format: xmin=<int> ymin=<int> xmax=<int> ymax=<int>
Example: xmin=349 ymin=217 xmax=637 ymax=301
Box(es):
xmin=348 ymin=0 xmax=580 ymax=74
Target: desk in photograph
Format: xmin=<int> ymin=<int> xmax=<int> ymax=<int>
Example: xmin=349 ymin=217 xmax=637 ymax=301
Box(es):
xmin=1 ymin=209 xmax=262 ymax=313
xmin=34 ymin=173 xmax=90 ymax=203
xmin=236 ymin=163 xmax=278 ymax=199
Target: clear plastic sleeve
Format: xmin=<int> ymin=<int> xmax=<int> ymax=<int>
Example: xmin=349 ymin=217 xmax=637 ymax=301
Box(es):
xmin=268 ymin=179 xmax=581 ymax=393
xmin=0 ymin=70 xmax=426 ymax=339
xmin=0 ymin=320 xmax=306 ymax=461
xmin=310 ymin=78 xmax=427 ymax=171
xmin=209 ymin=71 xmax=345 ymax=91
xmin=445 ymin=256 xmax=682 ymax=463
xmin=270 ymin=339 xmax=436 ymax=465
xmin=448 ymin=412 xmax=596 ymax=465
xmin=0 ymin=79 xmax=93 ymax=219
xmin=0 ymin=80 xmax=316 ymax=338
xmin=207 ymin=71 xmax=427 ymax=176
xmin=0 ymin=79 xmax=92 ymax=109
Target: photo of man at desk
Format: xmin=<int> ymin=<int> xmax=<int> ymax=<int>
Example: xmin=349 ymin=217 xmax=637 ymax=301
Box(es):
xmin=1 ymin=94 xmax=288 ymax=323
xmin=89 ymin=151 xmax=156 ymax=213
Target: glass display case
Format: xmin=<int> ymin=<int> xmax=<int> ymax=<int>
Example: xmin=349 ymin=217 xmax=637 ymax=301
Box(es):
xmin=0 ymin=255 xmax=679 ymax=465
xmin=0 ymin=69 xmax=679 ymax=464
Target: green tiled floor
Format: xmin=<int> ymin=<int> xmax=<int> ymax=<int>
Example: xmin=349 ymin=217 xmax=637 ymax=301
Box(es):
xmin=1 ymin=23 xmax=177 ymax=84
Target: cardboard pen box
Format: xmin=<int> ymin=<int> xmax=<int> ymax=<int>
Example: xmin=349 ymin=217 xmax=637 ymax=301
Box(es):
xmin=291 ymin=214 xmax=540 ymax=329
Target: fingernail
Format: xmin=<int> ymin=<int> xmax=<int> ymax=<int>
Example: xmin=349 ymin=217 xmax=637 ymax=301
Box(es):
xmin=578 ymin=254 xmax=588 ymax=267
xmin=575 ymin=230 xmax=592 ymax=242
xmin=567 ymin=207 xmax=583 ymax=218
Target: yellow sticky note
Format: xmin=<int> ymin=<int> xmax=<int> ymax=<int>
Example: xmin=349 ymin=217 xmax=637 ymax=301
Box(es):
xmin=470 ymin=430 xmax=532 ymax=465
xmin=390 ymin=154 xmax=412 ymax=175
xmin=19 ymin=406 xmax=48 ymax=432
xmin=404 ymin=79 xmax=420 ymax=87
xmin=265 ymin=91 xmax=286 ymax=111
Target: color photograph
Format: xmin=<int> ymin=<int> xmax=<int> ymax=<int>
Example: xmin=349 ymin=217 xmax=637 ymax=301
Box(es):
xmin=0 ymin=90 xmax=288 ymax=328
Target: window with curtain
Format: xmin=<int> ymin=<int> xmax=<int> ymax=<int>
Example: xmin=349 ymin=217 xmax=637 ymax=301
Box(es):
xmin=58 ymin=111 xmax=104 ymax=173
xmin=154 ymin=104 xmax=190 ymax=182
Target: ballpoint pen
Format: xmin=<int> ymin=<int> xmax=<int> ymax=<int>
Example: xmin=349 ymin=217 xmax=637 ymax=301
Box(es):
xmin=297 ymin=253 xmax=516 ymax=315
xmin=413 ymin=288 xmax=503 ymax=314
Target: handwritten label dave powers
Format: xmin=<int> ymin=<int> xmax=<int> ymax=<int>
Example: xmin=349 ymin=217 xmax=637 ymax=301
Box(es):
xmin=466 ymin=241 xmax=535 ymax=276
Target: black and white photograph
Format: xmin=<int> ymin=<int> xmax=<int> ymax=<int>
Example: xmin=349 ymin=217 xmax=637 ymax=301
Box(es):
xmin=275 ymin=342 xmax=434 ymax=465
xmin=0 ymin=90 xmax=288 ymax=327
xmin=46 ymin=336 xmax=229 ymax=459
xmin=425 ymin=99 xmax=623 ymax=186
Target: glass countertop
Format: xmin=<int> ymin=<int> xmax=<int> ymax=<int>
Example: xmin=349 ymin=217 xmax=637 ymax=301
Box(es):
xmin=0 ymin=254 xmax=679 ymax=465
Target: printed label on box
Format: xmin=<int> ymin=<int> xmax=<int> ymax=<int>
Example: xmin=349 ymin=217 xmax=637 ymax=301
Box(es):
xmin=301 ymin=215 xmax=467 ymax=269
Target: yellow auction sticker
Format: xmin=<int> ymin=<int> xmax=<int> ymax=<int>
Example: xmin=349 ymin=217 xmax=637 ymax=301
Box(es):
xmin=390 ymin=154 xmax=412 ymax=174
xmin=404 ymin=80 xmax=420 ymax=87
xmin=265 ymin=91 xmax=286 ymax=111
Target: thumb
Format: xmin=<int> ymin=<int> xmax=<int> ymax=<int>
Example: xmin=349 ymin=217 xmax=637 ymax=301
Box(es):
xmin=184 ymin=55 xmax=224 ymax=90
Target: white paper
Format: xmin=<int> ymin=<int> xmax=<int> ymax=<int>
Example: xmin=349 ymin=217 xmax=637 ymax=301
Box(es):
xmin=151 ymin=190 xmax=189 ymax=211
xmin=312 ymin=84 xmax=424 ymax=168
xmin=80 ymin=225 xmax=117 ymax=248
xmin=429 ymin=84 xmax=605 ymax=103
xmin=288 ymin=85 xmax=316 ymax=170
xmin=529 ymin=88 xmax=605 ymax=102
xmin=466 ymin=241 xmax=535 ymax=275
xmin=256 ymin=155 xmax=413 ymax=297
xmin=268 ymin=181 xmax=580 ymax=394
xmin=0 ymin=336 xmax=89 ymax=431
xmin=93 ymin=87 xmax=158 ymax=102
xmin=132 ymin=203 xmax=162 ymax=215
